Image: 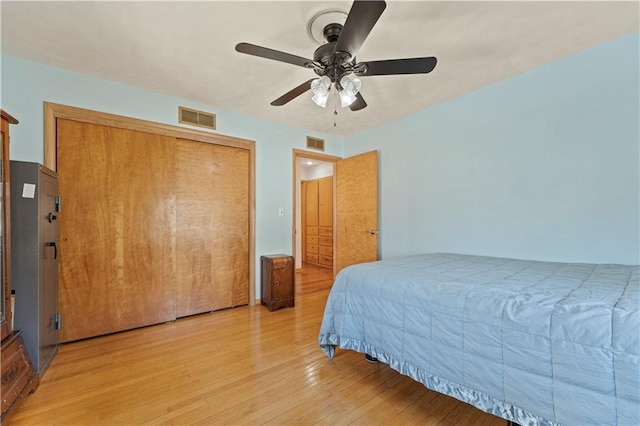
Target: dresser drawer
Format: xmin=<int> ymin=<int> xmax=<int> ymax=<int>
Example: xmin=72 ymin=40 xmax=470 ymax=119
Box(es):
xmin=318 ymin=236 xmax=332 ymax=246
xmin=319 ymin=245 xmax=333 ymax=256
xmin=307 ymin=244 xmax=318 ymax=254
xmin=319 ymin=255 xmax=333 ymax=267
xmin=306 ymin=254 xmax=319 ymax=264
xmin=307 ymin=226 xmax=318 ymax=236
xmin=318 ymin=227 xmax=332 ymax=236
xmin=307 ymin=235 xmax=319 ymax=245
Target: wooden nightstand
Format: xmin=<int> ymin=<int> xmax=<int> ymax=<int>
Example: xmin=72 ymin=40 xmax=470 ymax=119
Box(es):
xmin=261 ymin=255 xmax=294 ymax=312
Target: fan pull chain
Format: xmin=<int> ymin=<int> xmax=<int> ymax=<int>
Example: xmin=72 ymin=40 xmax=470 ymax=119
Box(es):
xmin=333 ymin=91 xmax=338 ymax=127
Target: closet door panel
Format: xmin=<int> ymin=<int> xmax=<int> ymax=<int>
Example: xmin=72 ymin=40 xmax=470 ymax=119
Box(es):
xmin=176 ymin=140 xmax=249 ymax=317
xmin=318 ymin=176 xmax=333 ymax=227
xmin=57 ymin=119 xmax=176 ymax=343
xmin=305 ymin=180 xmax=318 ymax=226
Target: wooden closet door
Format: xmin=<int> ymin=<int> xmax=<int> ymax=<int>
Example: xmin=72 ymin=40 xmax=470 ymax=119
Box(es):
xmin=57 ymin=119 xmax=177 ymax=343
xmin=175 ymin=139 xmax=249 ymax=317
xmin=318 ymin=176 xmax=333 ymax=227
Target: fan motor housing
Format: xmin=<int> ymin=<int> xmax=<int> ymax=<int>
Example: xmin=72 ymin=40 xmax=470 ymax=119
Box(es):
xmin=312 ymin=23 xmax=355 ymax=80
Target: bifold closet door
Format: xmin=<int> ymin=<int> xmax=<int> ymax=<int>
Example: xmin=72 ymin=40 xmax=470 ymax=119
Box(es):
xmin=175 ymin=139 xmax=249 ymax=317
xmin=57 ymin=119 xmax=177 ymax=343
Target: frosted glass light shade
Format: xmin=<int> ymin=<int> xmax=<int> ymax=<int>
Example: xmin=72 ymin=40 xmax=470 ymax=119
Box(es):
xmin=339 ymin=90 xmax=357 ymax=108
xmin=311 ymin=75 xmax=331 ymax=108
xmin=338 ymin=73 xmax=361 ymax=108
xmin=311 ymin=76 xmax=331 ymax=96
xmin=312 ymin=91 xmax=329 ymax=108
xmin=340 ymin=73 xmax=361 ymax=96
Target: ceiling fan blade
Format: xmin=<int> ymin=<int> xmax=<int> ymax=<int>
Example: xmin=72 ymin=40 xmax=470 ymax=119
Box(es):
xmin=271 ymin=79 xmax=315 ymax=106
xmin=349 ymin=92 xmax=367 ymax=111
xmin=235 ymin=42 xmax=312 ymax=68
xmin=333 ymin=0 xmax=386 ymax=59
xmin=356 ymin=57 xmax=437 ymax=76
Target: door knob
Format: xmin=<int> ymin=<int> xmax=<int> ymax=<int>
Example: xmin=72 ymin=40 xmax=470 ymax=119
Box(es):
xmin=47 ymin=212 xmax=58 ymax=223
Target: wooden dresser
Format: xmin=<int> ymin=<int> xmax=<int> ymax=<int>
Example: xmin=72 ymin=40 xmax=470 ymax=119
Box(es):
xmin=304 ymin=176 xmax=333 ymax=268
xmin=1 ymin=110 xmax=38 ymax=424
xmin=261 ymin=255 xmax=294 ymax=312
xmin=1 ymin=331 xmax=37 ymax=421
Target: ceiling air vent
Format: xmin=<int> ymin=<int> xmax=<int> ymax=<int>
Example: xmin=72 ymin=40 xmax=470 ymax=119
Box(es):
xmin=179 ymin=106 xmax=216 ymax=130
xmin=306 ymin=136 xmax=325 ymax=151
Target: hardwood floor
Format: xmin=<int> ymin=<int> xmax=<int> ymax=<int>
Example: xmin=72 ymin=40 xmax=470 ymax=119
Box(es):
xmin=10 ymin=286 xmax=506 ymax=425
xmin=295 ymin=263 xmax=334 ymax=296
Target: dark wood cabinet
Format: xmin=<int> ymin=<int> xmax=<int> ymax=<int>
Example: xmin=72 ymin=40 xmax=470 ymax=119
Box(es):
xmin=261 ymin=255 xmax=294 ymax=311
xmin=1 ymin=110 xmax=17 ymax=342
xmin=1 ymin=110 xmax=38 ymax=424
xmin=1 ymin=331 xmax=38 ymax=422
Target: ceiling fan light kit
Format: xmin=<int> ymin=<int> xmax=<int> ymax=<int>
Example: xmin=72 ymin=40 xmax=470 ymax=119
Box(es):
xmin=311 ymin=75 xmax=331 ymax=107
xmin=339 ymin=73 xmax=362 ymax=107
xmin=235 ymin=0 xmax=437 ymax=113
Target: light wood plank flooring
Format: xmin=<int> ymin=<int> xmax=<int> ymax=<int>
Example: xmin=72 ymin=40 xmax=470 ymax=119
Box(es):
xmin=10 ymin=286 xmax=506 ymax=425
xmin=295 ymin=263 xmax=334 ymax=296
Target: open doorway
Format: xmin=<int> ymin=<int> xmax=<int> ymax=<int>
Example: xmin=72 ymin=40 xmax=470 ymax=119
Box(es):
xmin=293 ymin=149 xmax=339 ymax=296
xmin=292 ymin=148 xmax=380 ymax=296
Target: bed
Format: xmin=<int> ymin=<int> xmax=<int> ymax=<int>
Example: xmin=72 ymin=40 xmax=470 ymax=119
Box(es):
xmin=318 ymin=253 xmax=639 ymax=425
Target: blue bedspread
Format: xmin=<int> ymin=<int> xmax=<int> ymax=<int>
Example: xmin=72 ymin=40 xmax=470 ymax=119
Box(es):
xmin=318 ymin=253 xmax=640 ymax=425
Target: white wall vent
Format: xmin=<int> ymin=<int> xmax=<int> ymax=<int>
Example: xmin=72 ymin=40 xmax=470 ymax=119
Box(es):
xmin=179 ymin=106 xmax=216 ymax=130
xmin=306 ymin=136 xmax=325 ymax=151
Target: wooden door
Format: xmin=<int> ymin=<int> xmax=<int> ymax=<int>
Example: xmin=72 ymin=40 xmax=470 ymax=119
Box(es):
xmin=175 ymin=139 xmax=249 ymax=317
xmin=335 ymin=150 xmax=378 ymax=275
xmin=57 ymin=119 xmax=177 ymax=342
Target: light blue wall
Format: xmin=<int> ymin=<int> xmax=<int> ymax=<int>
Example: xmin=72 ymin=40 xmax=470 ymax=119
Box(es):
xmin=344 ymin=32 xmax=640 ymax=265
xmin=2 ymin=29 xmax=638 ymax=293
xmin=0 ymin=55 xmax=345 ymax=296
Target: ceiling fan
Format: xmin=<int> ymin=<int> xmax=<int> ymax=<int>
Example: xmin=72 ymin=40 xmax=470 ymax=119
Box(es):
xmin=235 ymin=0 xmax=437 ymax=111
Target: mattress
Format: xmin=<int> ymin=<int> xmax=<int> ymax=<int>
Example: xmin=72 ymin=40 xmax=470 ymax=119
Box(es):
xmin=318 ymin=253 xmax=639 ymax=425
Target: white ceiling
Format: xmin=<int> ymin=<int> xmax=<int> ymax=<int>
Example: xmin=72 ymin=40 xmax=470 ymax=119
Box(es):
xmin=1 ymin=1 xmax=637 ymax=137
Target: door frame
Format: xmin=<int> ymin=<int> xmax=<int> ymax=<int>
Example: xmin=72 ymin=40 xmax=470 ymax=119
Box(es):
xmin=44 ymin=102 xmax=257 ymax=305
xmin=292 ymin=149 xmax=340 ymax=277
